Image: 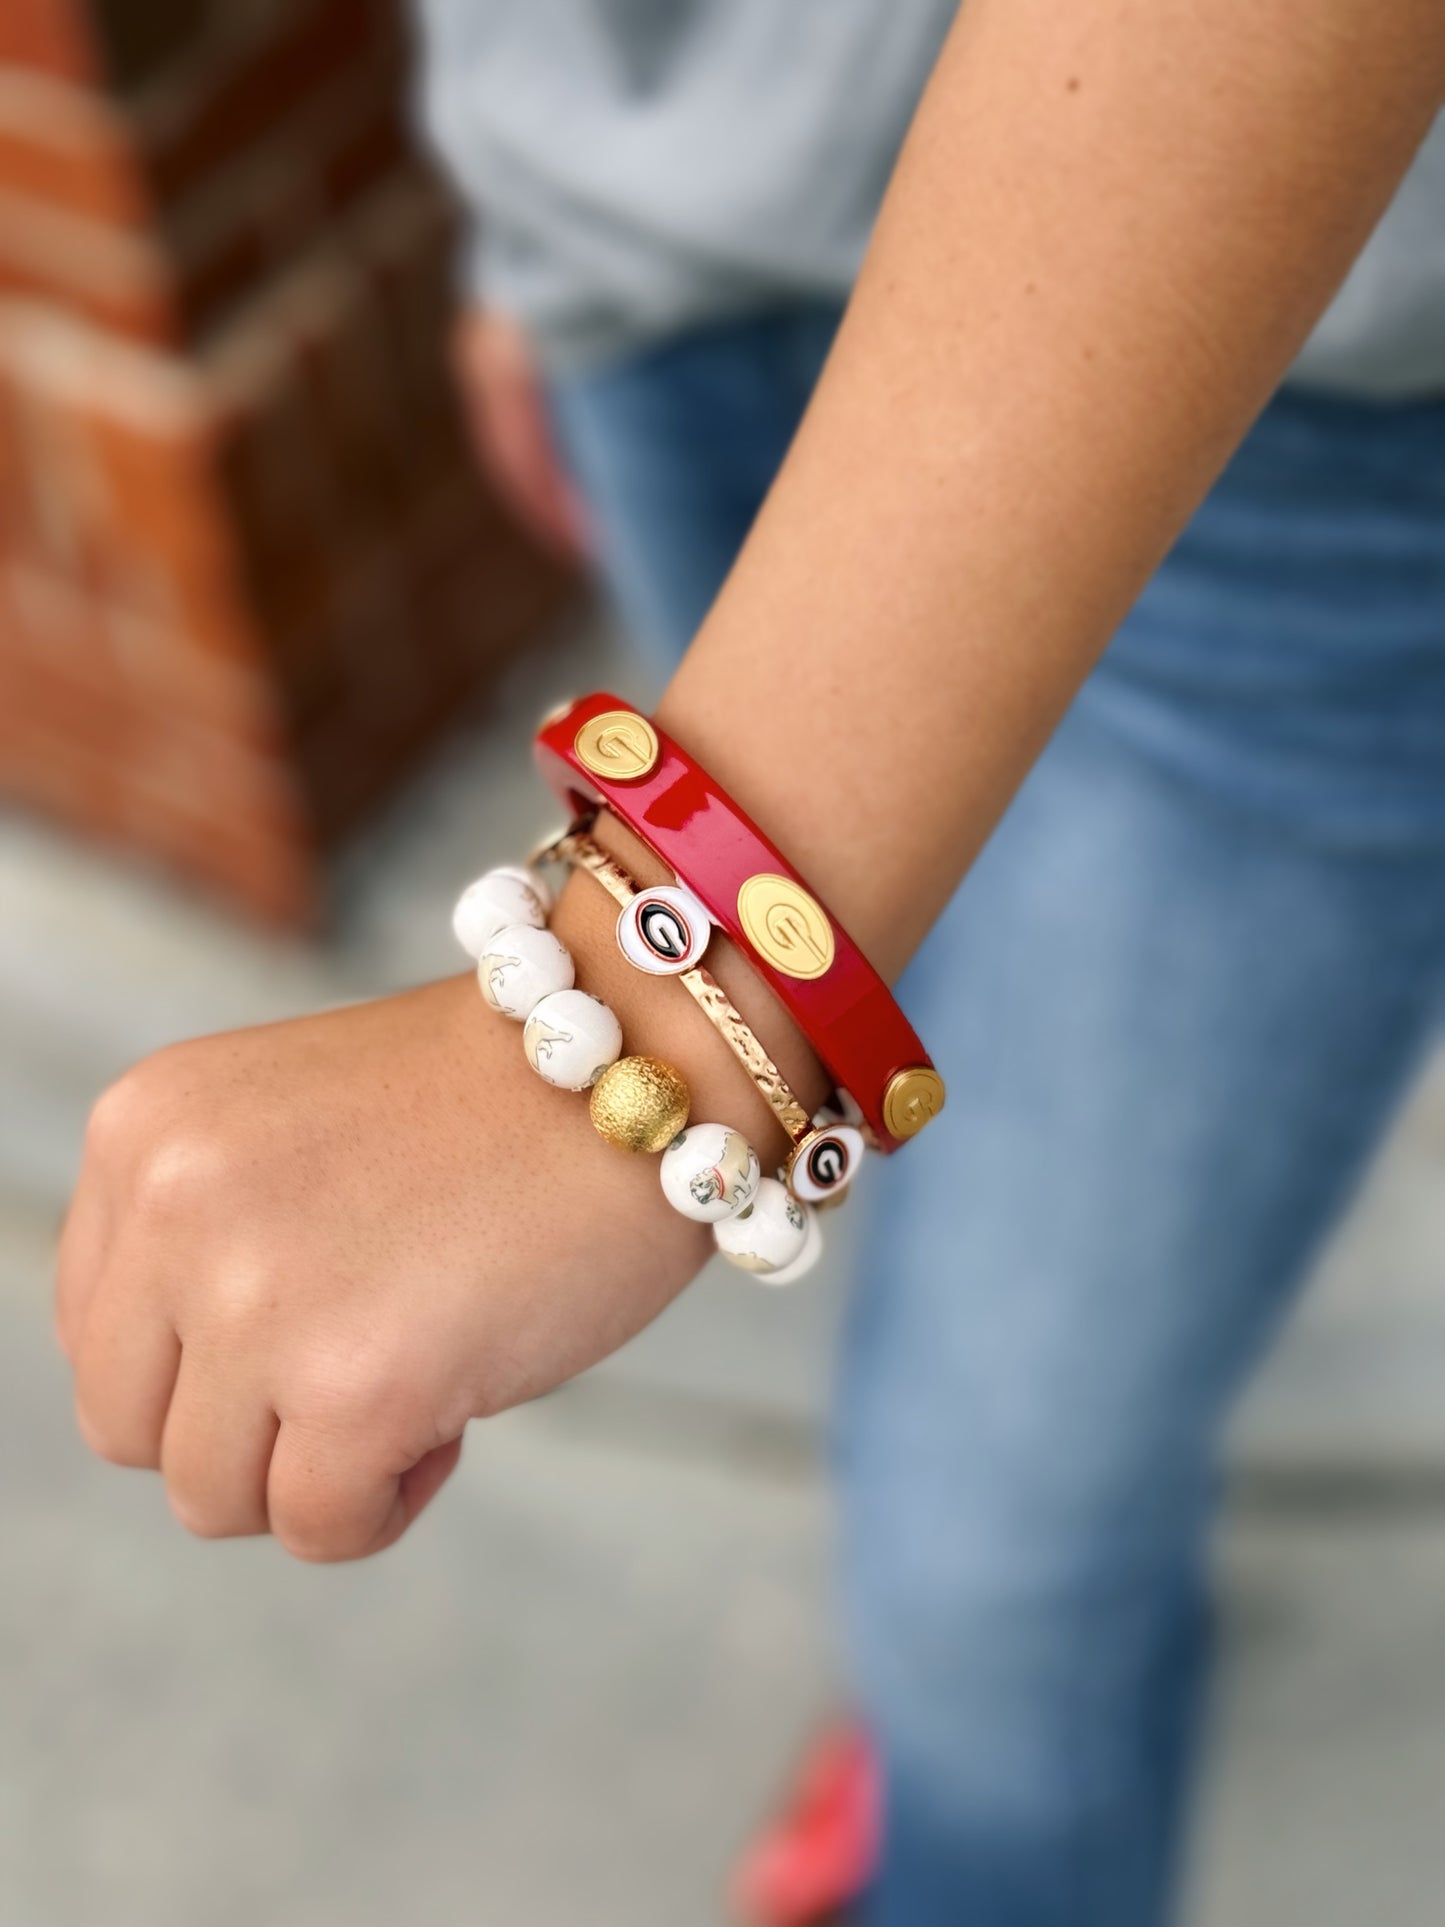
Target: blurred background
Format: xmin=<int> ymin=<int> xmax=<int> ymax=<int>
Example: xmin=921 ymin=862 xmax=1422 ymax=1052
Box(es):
xmin=3 ymin=2 xmax=1445 ymax=1923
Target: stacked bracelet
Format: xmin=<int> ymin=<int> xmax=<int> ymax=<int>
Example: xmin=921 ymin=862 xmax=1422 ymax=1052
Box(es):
xmin=542 ymin=824 xmax=867 ymax=1210
xmin=451 ymin=694 xmax=944 ymax=1287
xmin=534 ymin=693 xmax=945 ymax=1154
xmin=451 ymin=864 xmax=822 ymax=1286
xmin=542 ymin=826 xmax=813 ymax=1139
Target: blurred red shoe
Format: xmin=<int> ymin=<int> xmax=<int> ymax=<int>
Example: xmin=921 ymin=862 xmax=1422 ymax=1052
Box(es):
xmin=731 ymin=1722 xmax=880 ymax=1926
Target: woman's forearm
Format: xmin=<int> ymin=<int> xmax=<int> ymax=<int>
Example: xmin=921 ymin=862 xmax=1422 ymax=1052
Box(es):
xmin=658 ymin=0 xmax=1445 ymax=980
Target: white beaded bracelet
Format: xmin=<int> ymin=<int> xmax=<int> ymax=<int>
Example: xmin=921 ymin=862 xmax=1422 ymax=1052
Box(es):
xmin=453 ymin=865 xmax=821 ymax=1285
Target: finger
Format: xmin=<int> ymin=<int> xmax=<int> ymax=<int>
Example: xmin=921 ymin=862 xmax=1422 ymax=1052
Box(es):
xmin=58 ymin=1071 xmax=145 ymax=1362
xmin=267 ymin=1423 xmax=411 ymax=1564
xmin=54 ymin=1177 xmax=113 ymax=1366
xmin=73 ymin=1290 xmax=181 ymax=1469
xmin=161 ymin=1351 xmax=279 ymax=1540
xmin=267 ymin=1424 xmax=464 ymax=1564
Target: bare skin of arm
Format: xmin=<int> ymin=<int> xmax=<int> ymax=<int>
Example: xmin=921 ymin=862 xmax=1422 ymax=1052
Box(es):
xmin=665 ymin=0 xmax=1445 ymax=973
xmin=57 ymin=0 xmax=1445 ymax=1560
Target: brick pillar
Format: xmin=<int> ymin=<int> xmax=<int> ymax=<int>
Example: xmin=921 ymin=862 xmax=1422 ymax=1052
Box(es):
xmin=0 ymin=0 xmax=571 ymax=921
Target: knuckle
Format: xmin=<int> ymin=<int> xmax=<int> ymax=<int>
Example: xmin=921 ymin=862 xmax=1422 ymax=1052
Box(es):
xmin=347 ymin=1368 xmax=406 ymax=1437
xmin=129 ymin=1126 xmax=229 ymax=1225
xmin=471 ymin=1379 xmax=508 ymax=1425
xmin=84 ymin=1071 xmax=145 ymax=1162
xmin=166 ymin=1490 xmax=252 ymax=1542
xmin=88 ymin=1047 xmax=243 ymax=1223
xmin=204 ymin=1262 xmax=281 ymax=1343
xmin=74 ymin=1395 xmax=154 ymax=1469
xmin=87 ymin=1047 xmax=180 ymax=1145
xmin=274 ymin=1525 xmax=347 ymax=1565
xmin=298 ymin=1353 xmax=404 ymax=1439
xmin=166 ymin=1491 xmax=226 ymax=1540
xmin=276 ymin=1510 xmax=398 ymax=1565
xmin=269 ymin=1489 xmax=361 ymax=1564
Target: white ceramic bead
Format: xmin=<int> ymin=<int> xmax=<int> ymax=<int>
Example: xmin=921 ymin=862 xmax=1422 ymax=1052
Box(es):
xmin=452 ymin=868 xmax=547 ymax=959
xmin=659 ymin=1123 xmax=761 ymax=1223
xmin=478 ymin=923 xmax=575 ymax=1020
xmin=491 ymin=862 xmax=553 ymax=915
xmin=616 ymin=883 xmax=712 ymax=975
xmin=714 ymin=1176 xmax=812 ymax=1278
xmin=523 ymin=989 xmax=623 ymax=1091
xmin=785 ymin=1123 xmax=865 ymax=1205
xmin=759 ymin=1202 xmax=824 ymax=1286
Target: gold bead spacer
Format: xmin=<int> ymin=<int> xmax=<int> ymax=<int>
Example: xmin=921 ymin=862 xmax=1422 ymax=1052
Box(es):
xmin=589 ymin=1055 xmax=692 ymax=1154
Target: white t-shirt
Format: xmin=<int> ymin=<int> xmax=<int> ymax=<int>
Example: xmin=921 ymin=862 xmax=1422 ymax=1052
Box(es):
xmin=419 ymin=0 xmax=1445 ymax=396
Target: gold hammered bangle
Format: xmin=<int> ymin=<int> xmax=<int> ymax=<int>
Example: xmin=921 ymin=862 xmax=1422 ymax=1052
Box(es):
xmin=540 ymin=824 xmax=817 ymax=1146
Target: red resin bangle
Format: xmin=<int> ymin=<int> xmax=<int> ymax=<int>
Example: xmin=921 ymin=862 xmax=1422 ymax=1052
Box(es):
xmin=534 ymin=692 xmax=945 ymax=1154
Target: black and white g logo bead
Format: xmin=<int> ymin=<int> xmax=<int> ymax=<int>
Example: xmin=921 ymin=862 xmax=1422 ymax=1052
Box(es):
xmin=617 ymin=883 xmax=712 ymax=976
xmin=808 ymin=1139 xmax=847 ymax=1187
xmin=788 ymin=1123 xmax=865 ymax=1204
xmin=640 ymin=900 xmax=691 ymax=961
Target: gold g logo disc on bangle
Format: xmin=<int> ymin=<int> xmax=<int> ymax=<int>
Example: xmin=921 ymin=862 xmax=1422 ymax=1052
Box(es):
xmin=737 ymin=873 xmax=836 ymax=980
xmin=575 ymin=709 xmax=660 ymax=782
xmin=882 ymin=1066 xmax=946 ymax=1140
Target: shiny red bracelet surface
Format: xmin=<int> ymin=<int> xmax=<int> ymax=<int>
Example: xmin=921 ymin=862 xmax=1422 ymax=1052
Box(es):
xmin=535 ymin=692 xmax=945 ymax=1154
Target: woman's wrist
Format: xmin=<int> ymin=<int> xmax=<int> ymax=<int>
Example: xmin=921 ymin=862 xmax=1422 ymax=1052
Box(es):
xmin=547 ymin=808 xmax=833 ymax=1173
xmin=534 ymin=695 xmax=941 ymax=1154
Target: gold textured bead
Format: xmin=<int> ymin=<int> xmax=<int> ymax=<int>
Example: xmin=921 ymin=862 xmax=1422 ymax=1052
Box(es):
xmin=589 ymin=1055 xmax=691 ymax=1153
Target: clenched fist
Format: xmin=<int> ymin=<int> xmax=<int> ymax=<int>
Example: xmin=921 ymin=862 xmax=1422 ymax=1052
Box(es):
xmin=57 ymin=972 xmax=709 ymax=1562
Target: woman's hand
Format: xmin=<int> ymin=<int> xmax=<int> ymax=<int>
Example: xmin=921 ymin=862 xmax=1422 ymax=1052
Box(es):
xmin=452 ymin=307 xmax=590 ymax=561
xmin=56 ymin=812 xmax=825 ymax=1563
xmin=56 ymin=972 xmax=709 ymax=1563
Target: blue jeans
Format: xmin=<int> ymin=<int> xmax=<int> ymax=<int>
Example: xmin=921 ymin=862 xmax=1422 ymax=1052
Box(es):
xmin=552 ymin=312 xmax=1445 ymax=1925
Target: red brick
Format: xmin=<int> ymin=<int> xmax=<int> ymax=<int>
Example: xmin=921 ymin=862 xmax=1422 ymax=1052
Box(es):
xmin=169 ymin=213 xmax=273 ymax=338
xmin=0 ymin=645 xmax=135 ymax=768
xmin=0 ymin=77 xmax=150 ymax=225
xmin=81 ymin=393 xmax=222 ymax=550
xmin=0 ymin=386 xmax=107 ymax=576
xmin=292 ymin=476 xmax=574 ymax=842
xmin=0 ymin=740 xmax=126 ymax=845
xmin=319 ymin=94 xmax=408 ymax=214
xmin=0 ymin=210 xmax=179 ymax=342
xmin=153 ymin=64 xmax=412 ymax=335
xmin=0 ymin=0 xmax=100 ymax=86
xmin=296 ymin=276 xmax=410 ymax=535
xmin=108 ymin=607 xmax=278 ymax=737
xmin=138 ymin=0 xmax=393 ymax=203
xmin=212 ymin=344 xmax=345 ymax=679
xmin=89 ymin=0 xmax=213 ymax=92
xmin=0 ymin=0 xmax=571 ymax=924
